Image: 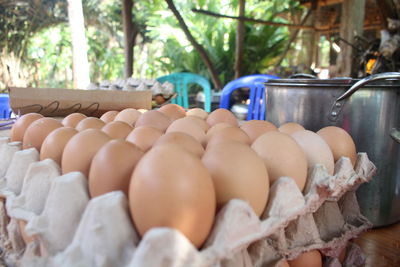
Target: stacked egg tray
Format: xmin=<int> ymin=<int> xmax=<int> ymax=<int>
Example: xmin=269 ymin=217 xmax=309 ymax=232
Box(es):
xmin=0 ymin=135 xmax=376 ymax=267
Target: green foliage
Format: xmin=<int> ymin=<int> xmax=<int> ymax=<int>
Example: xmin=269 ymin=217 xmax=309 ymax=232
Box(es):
xmin=1 ymin=0 xmax=300 ymax=89
xmin=152 ymin=0 xmax=296 ymax=87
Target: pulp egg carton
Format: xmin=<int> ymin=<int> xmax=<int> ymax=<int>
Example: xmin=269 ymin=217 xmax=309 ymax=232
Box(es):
xmin=87 ymin=78 xmax=175 ymax=98
xmin=0 ymin=140 xmax=376 ymax=267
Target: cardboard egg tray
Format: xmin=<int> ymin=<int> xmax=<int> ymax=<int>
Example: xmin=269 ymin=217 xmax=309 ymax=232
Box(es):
xmin=0 ymin=138 xmax=376 ymax=267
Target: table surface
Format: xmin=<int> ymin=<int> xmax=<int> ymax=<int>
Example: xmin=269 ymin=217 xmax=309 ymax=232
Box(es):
xmin=355 ymin=223 xmax=400 ymax=266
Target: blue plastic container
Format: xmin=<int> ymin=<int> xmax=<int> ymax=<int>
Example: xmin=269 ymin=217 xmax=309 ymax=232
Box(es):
xmin=0 ymin=94 xmax=12 ymax=119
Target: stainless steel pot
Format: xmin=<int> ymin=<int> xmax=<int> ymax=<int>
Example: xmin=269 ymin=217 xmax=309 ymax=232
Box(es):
xmin=264 ymin=72 xmax=400 ymax=227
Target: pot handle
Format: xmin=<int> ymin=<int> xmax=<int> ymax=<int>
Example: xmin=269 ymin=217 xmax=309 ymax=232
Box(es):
xmin=337 ymin=72 xmax=400 ymax=101
xmin=329 ymin=72 xmax=400 ymax=121
xmin=390 ymin=128 xmax=400 ymax=143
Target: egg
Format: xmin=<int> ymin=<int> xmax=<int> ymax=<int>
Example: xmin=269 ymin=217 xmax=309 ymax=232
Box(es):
xmin=129 ymin=144 xmax=216 ymax=248
xmin=154 ymin=132 xmax=205 ymax=157
xmin=279 ymin=122 xmax=305 ymax=135
xmin=166 ymin=118 xmax=207 ymax=146
xmin=186 ymin=108 xmax=208 ymax=120
xmin=89 ymin=139 xmax=143 ymax=198
xmin=61 ymin=129 xmax=111 ymax=177
xmin=114 ymin=108 xmax=141 ymax=126
xmin=158 ymin=104 xmax=186 ymax=121
xmin=126 ymin=126 xmax=163 ymax=152
xmin=75 ymin=117 xmax=105 ymax=131
xmin=240 ymin=120 xmax=278 ymax=143
xmin=206 ymin=122 xmax=232 ymax=141
xmin=134 ymin=110 xmax=171 ymax=132
xmin=40 ymin=127 xmax=78 ymax=165
xmin=100 ymin=110 xmax=119 ymax=123
xmin=62 ymin=113 xmax=87 ymax=128
xmin=287 ymin=250 xmax=322 ymax=267
xmin=102 ymin=121 xmax=133 ymax=140
xmin=291 ymin=130 xmax=335 ymax=175
xmin=207 ymin=126 xmax=250 ymax=147
xmin=317 ymin=126 xmax=357 ymax=166
xmin=202 ymin=141 xmax=269 ymax=216
xmin=206 ymin=108 xmax=238 ymax=127
xmin=10 ymin=113 xmax=44 ymax=142
xmin=181 ymin=116 xmax=209 ymax=132
xmin=22 ymin=117 xmax=63 ymax=151
xmin=251 ymin=131 xmax=308 ymax=191
xmin=280 ymin=260 xmax=290 ymax=267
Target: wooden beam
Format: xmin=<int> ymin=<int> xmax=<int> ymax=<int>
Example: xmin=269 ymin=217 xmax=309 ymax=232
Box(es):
xmin=191 ymin=8 xmax=315 ymax=29
xmin=300 ymin=0 xmax=343 ymax=7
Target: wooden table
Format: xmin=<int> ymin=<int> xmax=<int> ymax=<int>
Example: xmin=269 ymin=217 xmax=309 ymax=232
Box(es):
xmin=355 ymin=223 xmax=400 ymax=266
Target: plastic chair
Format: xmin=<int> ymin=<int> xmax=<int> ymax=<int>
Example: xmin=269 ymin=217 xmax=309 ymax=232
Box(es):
xmin=0 ymin=94 xmax=12 ymax=119
xmin=156 ymin=72 xmax=212 ymax=112
xmin=219 ymin=74 xmax=279 ymax=120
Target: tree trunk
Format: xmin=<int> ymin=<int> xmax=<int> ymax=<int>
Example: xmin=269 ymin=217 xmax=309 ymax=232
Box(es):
xmin=122 ymin=0 xmax=139 ymax=78
xmin=234 ymin=0 xmax=245 ymax=79
xmin=165 ymin=0 xmax=222 ymax=89
xmin=67 ymin=0 xmax=90 ymax=89
xmin=336 ymin=0 xmax=366 ymax=77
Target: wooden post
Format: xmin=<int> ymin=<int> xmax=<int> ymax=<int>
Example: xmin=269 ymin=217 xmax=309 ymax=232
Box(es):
xmin=234 ymin=0 xmax=245 ymax=79
xmin=336 ymin=0 xmax=366 ymax=77
xmin=67 ymin=0 xmax=91 ymax=89
xmin=308 ymin=0 xmax=318 ymax=69
xmin=123 ymin=0 xmax=134 ymax=78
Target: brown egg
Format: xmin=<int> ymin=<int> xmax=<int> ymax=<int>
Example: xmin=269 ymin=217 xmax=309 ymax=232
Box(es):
xmin=279 ymin=260 xmax=290 ymax=267
xmin=166 ymin=118 xmax=207 ymax=146
xmin=114 ymin=108 xmax=141 ymax=126
xmin=202 ymin=141 xmax=269 ymax=216
xmin=288 ymin=250 xmax=322 ymax=267
xmin=129 ymin=144 xmax=216 ymax=248
xmin=126 ymin=126 xmax=163 ymax=152
xmin=40 ymin=127 xmax=78 ymax=165
xmin=206 ymin=122 xmax=232 ymax=141
xmin=279 ymin=122 xmax=305 ymax=135
xmin=317 ymin=126 xmax=357 ymax=167
xmin=62 ymin=113 xmax=87 ymax=128
xmin=240 ymin=120 xmax=278 ymax=143
xmin=338 ymin=245 xmax=347 ymax=263
xmin=291 ymin=130 xmax=335 ymax=175
xmin=10 ymin=113 xmax=44 ymax=142
xmin=207 ymin=126 xmax=250 ymax=147
xmin=61 ymin=129 xmax=110 ymax=177
xmin=158 ymin=104 xmax=186 ymax=121
xmin=75 ymin=117 xmax=105 ymax=131
xmin=182 ymin=116 xmax=209 ymax=132
xmin=206 ymin=108 xmax=238 ymax=127
xmin=154 ymin=132 xmax=205 ymax=157
xmin=100 ymin=110 xmax=119 ymax=123
xmin=252 ymin=131 xmax=308 ymax=191
xmin=102 ymin=121 xmax=133 ymax=140
xmin=89 ymin=139 xmax=143 ymax=198
xmin=22 ymin=117 xmax=63 ymax=151
xmin=134 ymin=110 xmax=171 ymax=132
xmin=186 ymin=108 xmax=208 ymax=120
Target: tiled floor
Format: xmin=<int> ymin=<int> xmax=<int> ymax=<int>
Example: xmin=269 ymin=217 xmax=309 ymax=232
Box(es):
xmin=355 ymin=223 xmax=400 ymax=267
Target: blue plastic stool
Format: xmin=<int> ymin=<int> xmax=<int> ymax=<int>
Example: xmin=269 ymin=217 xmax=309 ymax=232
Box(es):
xmin=219 ymin=74 xmax=279 ymax=120
xmin=0 ymin=94 xmax=12 ymax=119
xmin=156 ymin=72 xmax=212 ymax=112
